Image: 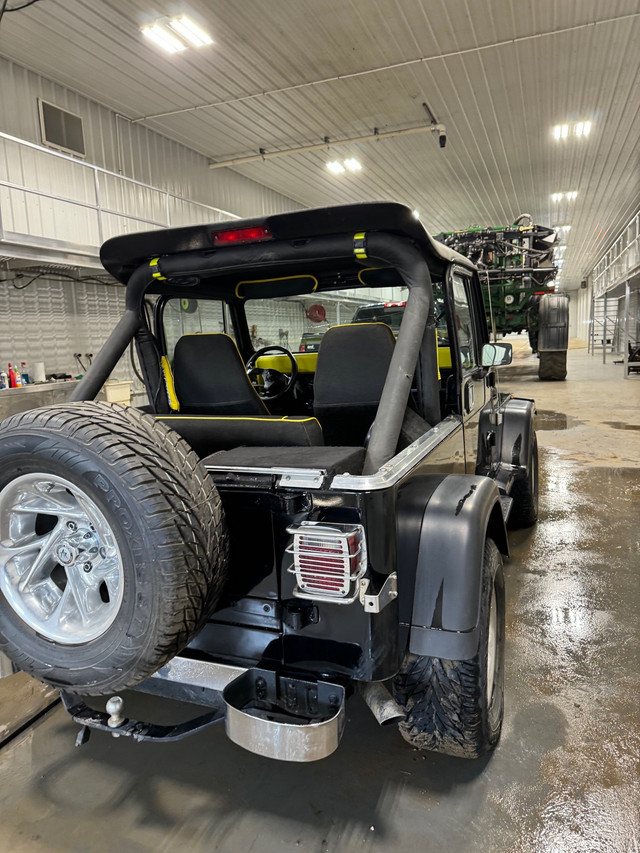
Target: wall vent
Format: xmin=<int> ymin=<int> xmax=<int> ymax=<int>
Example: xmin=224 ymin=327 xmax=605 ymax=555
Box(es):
xmin=37 ymin=99 xmax=85 ymax=157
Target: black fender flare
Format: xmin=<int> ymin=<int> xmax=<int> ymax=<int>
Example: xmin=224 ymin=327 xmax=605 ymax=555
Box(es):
xmin=477 ymin=396 xmax=536 ymax=491
xmin=403 ymin=474 xmax=508 ymax=661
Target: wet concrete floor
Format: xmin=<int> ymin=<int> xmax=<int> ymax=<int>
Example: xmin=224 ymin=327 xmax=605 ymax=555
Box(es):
xmin=0 ymin=345 xmax=638 ymax=853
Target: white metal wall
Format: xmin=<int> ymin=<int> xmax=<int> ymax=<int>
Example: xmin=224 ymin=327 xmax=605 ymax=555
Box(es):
xmin=0 ymin=55 xmax=301 ymax=225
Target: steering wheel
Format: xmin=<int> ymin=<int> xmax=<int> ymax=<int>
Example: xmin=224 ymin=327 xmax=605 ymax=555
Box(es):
xmin=245 ymin=345 xmax=298 ymax=401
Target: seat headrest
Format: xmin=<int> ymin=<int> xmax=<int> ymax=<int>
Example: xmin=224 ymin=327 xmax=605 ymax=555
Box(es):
xmin=314 ymin=323 xmax=395 ymax=407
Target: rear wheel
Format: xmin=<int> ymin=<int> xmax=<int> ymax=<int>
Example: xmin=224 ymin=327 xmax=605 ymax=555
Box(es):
xmin=394 ymin=538 xmax=505 ymax=758
xmin=0 ymin=402 xmax=228 ymax=695
xmin=538 ymin=350 xmax=567 ymax=380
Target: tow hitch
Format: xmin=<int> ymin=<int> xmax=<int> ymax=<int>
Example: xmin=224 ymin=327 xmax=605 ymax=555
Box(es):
xmin=60 ymin=659 xmax=346 ymax=762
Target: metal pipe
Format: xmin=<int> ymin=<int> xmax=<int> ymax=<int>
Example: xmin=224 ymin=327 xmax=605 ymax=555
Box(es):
xmin=208 ymin=123 xmax=433 ymax=170
xmin=359 ymin=681 xmax=405 ymax=727
xmin=362 ymin=233 xmax=434 ymax=476
xmin=623 ymin=280 xmax=630 ymax=380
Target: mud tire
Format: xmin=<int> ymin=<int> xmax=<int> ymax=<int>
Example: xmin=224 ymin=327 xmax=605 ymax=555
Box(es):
xmin=394 ymin=538 xmax=505 ymax=758
xmin=538 ymin=350 xmax=567 ymax=380
xmin=0 ymin=402 xmax=228 ymax=695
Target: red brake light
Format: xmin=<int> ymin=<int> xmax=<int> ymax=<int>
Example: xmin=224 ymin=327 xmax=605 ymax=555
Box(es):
xmin=384 ymin=301 xmax=406 ymax=307
xmin=212 ymin=225 xmax=272 ymax=246
xmin=286 ymin=522 xmax=367 ymax=601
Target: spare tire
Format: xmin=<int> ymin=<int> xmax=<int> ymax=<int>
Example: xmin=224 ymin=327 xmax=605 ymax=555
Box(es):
xmin=0 ymin=402 xmax=227 ymax=695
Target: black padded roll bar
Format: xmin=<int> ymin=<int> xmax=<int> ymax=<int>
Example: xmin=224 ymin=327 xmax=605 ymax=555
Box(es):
xmin=361 ymin=233 xmax=434 ymax=475
xmin=70 ymin=231 xmax=435 ymax=477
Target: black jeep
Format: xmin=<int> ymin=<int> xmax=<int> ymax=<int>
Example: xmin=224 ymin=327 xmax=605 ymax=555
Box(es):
xmin=0 ymin=203 xmax=538 ymax=761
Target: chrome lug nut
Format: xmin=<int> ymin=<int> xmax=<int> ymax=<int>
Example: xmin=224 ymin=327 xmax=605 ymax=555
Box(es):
xmin=66 ymin=521 xmax=77 ymax=531
xmin=83 ymin=562 xmax=92 ymax=573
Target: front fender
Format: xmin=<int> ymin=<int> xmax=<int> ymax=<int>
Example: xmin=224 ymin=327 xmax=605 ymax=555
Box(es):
xmin=407 ymin=474 xmax=507 ymax=660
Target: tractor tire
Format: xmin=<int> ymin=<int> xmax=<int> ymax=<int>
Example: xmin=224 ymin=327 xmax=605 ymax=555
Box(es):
xmin=508 ymin=433 xmax=539 ymax=529
xmin=0 ymin=402 xmax=228 ymax=695
xmin=393 ymin=538 xmax=505 ymax=758
xmin=538 ymin=350 xmax=567 ymax=380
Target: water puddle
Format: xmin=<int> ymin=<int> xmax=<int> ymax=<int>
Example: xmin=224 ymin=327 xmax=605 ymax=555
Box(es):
xmin=535 ymin=410 xmax=582 ymax=431
xmin=602 ymin=421 xmax=640 ymax=432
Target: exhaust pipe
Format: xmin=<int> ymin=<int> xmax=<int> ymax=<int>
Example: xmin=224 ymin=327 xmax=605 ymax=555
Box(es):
xmin=360 ymin=681 xmax=405 ymax=727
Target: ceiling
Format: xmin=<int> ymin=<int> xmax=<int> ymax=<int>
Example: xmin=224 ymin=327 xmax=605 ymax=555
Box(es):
xmin=1 ymin=0 xmax=639 ymax=290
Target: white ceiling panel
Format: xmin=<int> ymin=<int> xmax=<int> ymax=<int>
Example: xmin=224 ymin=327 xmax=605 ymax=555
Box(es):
xmin=0 ymin=0 xmax=639 ymax=287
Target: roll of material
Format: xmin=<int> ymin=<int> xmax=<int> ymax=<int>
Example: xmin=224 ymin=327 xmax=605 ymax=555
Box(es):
xmin=32 ymin=362 xmax=46 ymax=383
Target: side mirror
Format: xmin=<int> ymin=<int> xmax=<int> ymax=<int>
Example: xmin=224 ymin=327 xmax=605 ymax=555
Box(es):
xmin=481 ymin=342 xmax=513 ymax=367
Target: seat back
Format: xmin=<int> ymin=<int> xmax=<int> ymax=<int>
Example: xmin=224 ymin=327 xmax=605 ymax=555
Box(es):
xmin=172 ymin=333 xmax=267 ymax=416
xmin=313 ymin=323 xmax=395 ymax=445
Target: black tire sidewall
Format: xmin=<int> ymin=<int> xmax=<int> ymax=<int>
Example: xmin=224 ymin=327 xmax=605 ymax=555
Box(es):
xmin=0 ymin=433 xmax=164 ymax=684
xmin=481 ymin=539 xmax=505 ymax=744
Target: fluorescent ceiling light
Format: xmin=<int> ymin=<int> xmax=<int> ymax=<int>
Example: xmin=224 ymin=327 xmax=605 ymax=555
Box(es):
xmin=553 ymin=124 xmax=569 ymax=140
xmin=575 ymin=121 xmax=592 ymax=137
xmin=551 ymin=193 xmax=563 ymax=203
xmin=566 ymin=191 xmax=578 ymax=201
xmin=327 ymin=160 xmax=345 ymax=175
xmin=141 ymin=24 xmax=186 ymax=54
xmin=344 ymin=158 xmax=362 ymax=172
xmin=168 ymin=16 xmax=213 ymax=47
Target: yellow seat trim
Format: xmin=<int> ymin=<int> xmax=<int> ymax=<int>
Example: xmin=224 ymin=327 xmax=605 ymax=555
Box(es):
xmin=160 ymin=356 xmax=180 ymax=412
xmin=156 ymin=415 xmax=322 ymax=428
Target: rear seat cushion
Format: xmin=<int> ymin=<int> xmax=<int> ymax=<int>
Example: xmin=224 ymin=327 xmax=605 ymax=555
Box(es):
xmin=156 ymin=414 xmax=323 ymax=457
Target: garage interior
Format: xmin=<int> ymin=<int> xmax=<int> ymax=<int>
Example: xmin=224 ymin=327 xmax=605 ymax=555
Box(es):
xmin=0 ymin=2 xmax=639 ymax=851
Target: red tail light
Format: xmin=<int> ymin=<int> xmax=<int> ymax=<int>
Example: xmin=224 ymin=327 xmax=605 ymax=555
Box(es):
xmin=384 ymin=301 xmax=406 ymax=307
xmin=212 ymin=225 xmax=272 ymax=246
xmin=286 ymin=522 xmax=367 ymax=602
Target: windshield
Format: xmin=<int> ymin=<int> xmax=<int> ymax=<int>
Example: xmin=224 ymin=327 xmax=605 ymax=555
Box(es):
xmin=244 ymin=285 xmax=408 ymax=352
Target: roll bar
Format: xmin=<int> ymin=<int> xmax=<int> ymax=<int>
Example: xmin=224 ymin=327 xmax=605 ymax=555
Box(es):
xmin=70 ymin=232 xmax=435 ymax=475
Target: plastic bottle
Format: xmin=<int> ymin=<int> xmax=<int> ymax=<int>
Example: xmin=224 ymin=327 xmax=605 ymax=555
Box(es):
xmin=7 ymin=363 xmax=16 ymax=388
xmin=0 ymin=371 xmax=7 ymax=390
xmin=14 ymin=369 xmax=22 ymax=388
xmin=20 ymin=361 xmax=30 ymax=384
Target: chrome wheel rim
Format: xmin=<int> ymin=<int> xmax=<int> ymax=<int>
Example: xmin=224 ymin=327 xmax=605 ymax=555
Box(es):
xmin=0 ymin=473 xmax=123 ymax=644
xmin=486 ymin=585 xmax=498 ymax=706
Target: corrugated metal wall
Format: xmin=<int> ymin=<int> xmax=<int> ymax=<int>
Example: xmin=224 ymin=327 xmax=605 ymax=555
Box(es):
xmin=0 ymin=56 xmax=301 ymax=221
xmin=0 ymin=276 xmax=141 ymax=395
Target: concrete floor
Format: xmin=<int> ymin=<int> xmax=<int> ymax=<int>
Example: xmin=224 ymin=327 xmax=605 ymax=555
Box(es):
xmin=0 ymin=344 xmax=638 ymax=853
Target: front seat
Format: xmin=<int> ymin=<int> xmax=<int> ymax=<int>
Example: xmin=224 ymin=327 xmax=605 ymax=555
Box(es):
xmin=313 ymin=323 xmax=395 ymax=446
xmin=173 ymin=333 xmax=267 ymax=415
xmin=158 ymin=333 xmax=323 ymax=455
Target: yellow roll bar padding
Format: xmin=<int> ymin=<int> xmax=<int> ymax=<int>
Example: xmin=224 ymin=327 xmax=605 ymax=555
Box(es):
xmin=160 ymin=356 xmax=180 ymax=411
xmin=353 ymin=232 xmax=367 ymax=260
xmin=149 ymin=257 xmax=166 ymax=281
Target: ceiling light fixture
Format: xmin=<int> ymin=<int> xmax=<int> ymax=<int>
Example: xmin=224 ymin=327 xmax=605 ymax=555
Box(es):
xmin=551 ymin=192 xmax=578 ymax=202
xmin=141 ymin=24 xmax=186 ymax=54
xmin=344 ymin=158 xmax=362 ymax=172
xmin=553 ymin=121 xmax=592 ymax=139
xmin=168 ymin=16 xmax=213 ymax=47
xmin=327 ymin=160 xmax=346 ymax=175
